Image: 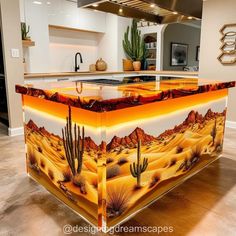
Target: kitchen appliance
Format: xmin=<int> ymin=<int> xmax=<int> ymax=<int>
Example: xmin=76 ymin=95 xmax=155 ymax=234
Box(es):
xmin=77 ymin=75 xmax=176 ymax=86
xmin=77 ymin=0 xmax=203 ymax=24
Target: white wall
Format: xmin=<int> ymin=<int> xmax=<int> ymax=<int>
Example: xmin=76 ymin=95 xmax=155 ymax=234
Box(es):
xmin=47 ymin=0 xmax=106 ymax=33
xmin=163 ymin=23 xmax=201 ymax=71
xmin=199 ymin=0 xmax=236 ymax=122
xmin=49 ymin=12 xmax=132 ymax=73
xmin=97 ymin=14 xmax=131 ymax=71
xmin=19 ymin=0 xmax=25 ymax=22
xmin=0 ymin=0 xmax=24 ymax=130
xmin=21 ymin=0 xmax=107 ymax=73
xmin=21 ymin=0 xmax=130 ymax=72
xmin=49 ymin=28 xmax=99 ymax=72
xmin=117 ymin=16 xmax=133 ymax=70
xmin=97 ymin=14 xmax=118 ymax=71
xmin=24 ymin=0 xmax=50 ymax=72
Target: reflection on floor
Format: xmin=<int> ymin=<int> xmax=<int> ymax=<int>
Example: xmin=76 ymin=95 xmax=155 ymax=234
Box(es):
xmin=0 ymin=127 xmax=236 ymax=235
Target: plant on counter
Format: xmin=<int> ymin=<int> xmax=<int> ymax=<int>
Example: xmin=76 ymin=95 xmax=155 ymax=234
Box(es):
xmin=21 ymin=22 xmax=31 ymax=40
xmin=62 ymin=106 xmax=86 ymax=192
xmin=130 ymin=140 xmax=148 ymax=189
xmin=123 ymin=19 xmax=146 ymax=71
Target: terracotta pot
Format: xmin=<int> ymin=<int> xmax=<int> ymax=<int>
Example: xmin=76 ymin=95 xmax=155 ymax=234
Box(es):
xmin=123 ymin=59 xmax=133 ymax=71
xmin=133 ymin=61 xmax=141 ymax=71
xmin=96 ymin=58 xmax=107 ymax=71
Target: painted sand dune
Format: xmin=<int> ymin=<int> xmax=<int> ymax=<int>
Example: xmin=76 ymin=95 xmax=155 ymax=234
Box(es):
xmin=25 ymin=108 xmax=226 ymax=226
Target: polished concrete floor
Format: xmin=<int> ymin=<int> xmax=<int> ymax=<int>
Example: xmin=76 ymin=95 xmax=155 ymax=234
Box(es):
xmin=0 ymin=122 xmax=236 ymax=236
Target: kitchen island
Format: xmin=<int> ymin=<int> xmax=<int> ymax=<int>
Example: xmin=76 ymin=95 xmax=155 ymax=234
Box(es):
xmin=16 ymin=76 xmax=235 ymax=232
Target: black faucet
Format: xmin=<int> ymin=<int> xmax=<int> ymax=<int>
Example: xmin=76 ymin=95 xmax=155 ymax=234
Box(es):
xmin=75 ymin=52 xmax=83 ymax=72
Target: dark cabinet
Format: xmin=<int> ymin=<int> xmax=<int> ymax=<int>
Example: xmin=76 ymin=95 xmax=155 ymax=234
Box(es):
xmin=0 ymin=77 xmax=8 ymax=126
xmin=0 ymin=77 xmax=7 ymax=112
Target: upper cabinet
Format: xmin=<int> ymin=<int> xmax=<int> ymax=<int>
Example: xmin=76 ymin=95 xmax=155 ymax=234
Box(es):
xmin=47 ymin=0 xmax=106 ymax=33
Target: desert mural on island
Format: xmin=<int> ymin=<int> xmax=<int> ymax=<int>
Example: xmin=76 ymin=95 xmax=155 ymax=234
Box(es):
xmin=25 ymin=105 xmax=226 ymax=227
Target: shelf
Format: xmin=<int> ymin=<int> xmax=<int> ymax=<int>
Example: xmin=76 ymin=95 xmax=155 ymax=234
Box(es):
xmin=147 ymin=47 xmax=157 ymax=50
xmin=147 ymin=58 xmax=156 ymax=60
xmin=48 ymin=24 xmax=104 ymax=34
xmin=22 ymin=40 xmax=35 ymax=47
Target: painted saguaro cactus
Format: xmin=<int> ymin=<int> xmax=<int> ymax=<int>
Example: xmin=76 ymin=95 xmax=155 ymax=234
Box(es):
xmin=130 ymin=139 xmax=148 ymax=188
xmin=211 ymin=118 xmax=217 ymax=146
xmin=62 ymin=106 xmax=84 ymax=176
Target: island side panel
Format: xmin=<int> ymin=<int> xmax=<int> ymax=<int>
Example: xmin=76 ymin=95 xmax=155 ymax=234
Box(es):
xmin=22 ymin=95 xmax=102 ymax=227
xmin=103 ymin=89 xmax=229 ymax=228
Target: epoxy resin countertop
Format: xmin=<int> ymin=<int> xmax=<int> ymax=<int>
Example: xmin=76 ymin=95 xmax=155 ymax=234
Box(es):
xmin=16 ymin=77 xmax=235 ymax=112
xmin=24 ymin=70 xmax=199 ymax=79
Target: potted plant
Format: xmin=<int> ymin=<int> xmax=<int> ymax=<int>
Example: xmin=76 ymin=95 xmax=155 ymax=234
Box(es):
xmin=123 ymin=19 xmax=145 ymax=71
xmin=21 ymin=22 xmax=31 ymax=40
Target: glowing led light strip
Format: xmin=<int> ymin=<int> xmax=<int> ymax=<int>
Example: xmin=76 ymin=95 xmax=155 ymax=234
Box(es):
xmin=24 ymin=96 xmax=227 ymax=136
xmin=24 ymin=105 xmax=104 ymax=136
xmin=105 ymin=97 xmax=227 ymax=135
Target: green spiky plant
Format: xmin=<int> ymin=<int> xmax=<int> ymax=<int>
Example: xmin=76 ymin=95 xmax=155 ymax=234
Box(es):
xmin=107 ymin=186 xmax=130 ymax=218
xmin=143 ymin=42 xmax=149 ymax=60
xmin=123 ymin=19 xmax=145 ymax=61
xmin=130 ymin=140 xmax=148 ymax=188
xmin=21 ymin=22 xmax=30 ymax=40
xmin=62 ymin=106 xmax=84 ymax=177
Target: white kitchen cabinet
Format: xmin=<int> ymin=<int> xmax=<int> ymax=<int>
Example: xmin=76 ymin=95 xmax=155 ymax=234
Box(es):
xmin=24 ymin=0 xmax=50 ymax=73
xmin=47 ymin=0 xmax=106 ymax=33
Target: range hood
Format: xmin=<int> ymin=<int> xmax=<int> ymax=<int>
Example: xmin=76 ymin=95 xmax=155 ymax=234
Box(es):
xmin=77 ymin=0 xmax=203 ymax=24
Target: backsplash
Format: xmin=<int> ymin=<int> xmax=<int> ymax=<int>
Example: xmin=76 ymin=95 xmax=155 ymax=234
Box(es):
xmin=48 ymin=28 xmax=99 ymax=72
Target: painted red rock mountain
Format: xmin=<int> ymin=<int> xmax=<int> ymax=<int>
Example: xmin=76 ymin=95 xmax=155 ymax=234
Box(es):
xmin=158 ymin=109 xmax=226 ymax=139
xmin=107 ymin=127 xmax=156 ymax=150
xmin=26 ymin=120 xmax=98 ymax=151
xmin=25 ymin=108 xmax=226 ymax=152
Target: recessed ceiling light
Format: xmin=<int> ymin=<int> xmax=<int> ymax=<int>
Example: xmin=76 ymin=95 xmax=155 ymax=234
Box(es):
xmin=173 ymin=11 xmax=178 ymax=15
xmin=119 ymin=8 xmax=123 ymax=13
xmin=46 ymin=1 xmax=51 ymax=4
xmin=150 ymin=4 xmax=155 ymax=8
xmin=92 ymin=4 xmax=99 ymax=7
xmin=33 ymin=1 xmax=42 ymax=4
xmin=187 ymin=16 xmax=193 ymax=19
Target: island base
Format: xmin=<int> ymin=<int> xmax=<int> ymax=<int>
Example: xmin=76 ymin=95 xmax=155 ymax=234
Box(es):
xmin=21 ymin=89 xmax=228 ymax=231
